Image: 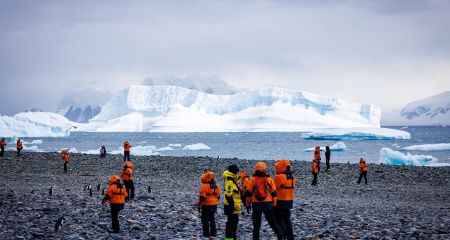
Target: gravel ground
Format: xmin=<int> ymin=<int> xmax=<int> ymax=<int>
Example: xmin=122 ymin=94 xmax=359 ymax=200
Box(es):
xmin=0 ymin=151 xmax=449 ymax=239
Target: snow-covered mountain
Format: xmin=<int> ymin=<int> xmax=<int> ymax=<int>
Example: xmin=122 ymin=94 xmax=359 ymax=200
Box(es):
xmin=79 ymin=85 xmax=382 ymax=132
xmin=143 ymin=74 xmax=237 ymax=95
xmin=61 ymin=105 xmax=102 ymax=123
xmin=399 ymin=91 xmax=450 ymax=126
xmin=0 ymin=112 xmax=75 ymax=137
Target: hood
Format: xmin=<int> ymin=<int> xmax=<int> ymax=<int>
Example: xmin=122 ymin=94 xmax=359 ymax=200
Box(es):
xmin=223 ymin=170 xmax=239 ymax=181
xmin=253 ymin=162 xmax=267 ymax=174
xmin=201 ymin=172 xmax=215 ymax=183
xmin=275 ymin=159 xmax=291 ymax=174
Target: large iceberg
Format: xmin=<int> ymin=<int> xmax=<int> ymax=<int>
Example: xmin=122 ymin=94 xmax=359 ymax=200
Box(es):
xmin=0 ymin=112 xmax=75 ymax=137
xmin=402 ymin=143 xmax=450 ymax=151
xmin=378 ymin=147 xmax=449 ymax=166
xmin=301 ymin=128 xmax=411 ymax=140
xmin=80 ymin=85 xmax=382 ymax=132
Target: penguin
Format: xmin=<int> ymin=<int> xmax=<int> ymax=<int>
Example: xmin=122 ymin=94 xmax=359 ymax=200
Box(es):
xmin=147 ymin=186 xmax=151 ymax=193
xmin=31 ymin=190 xmax=35 ymax=194
xmin=49 ymin=187 xmax=53 ymax=195
xmin=83 ymin=185 xmax=87 ymax=191
xmin=217 ymin=155 xmax=220 ymax=160
xmin=97 ymin=183 xmax=100 ymax=191
xmin=54 ymin=216 xmax=64 ymax=232
xmin=88 ymin=184 xmax=91 ymax=190
xmin=89 ymin=188 xmax=92 ymax=197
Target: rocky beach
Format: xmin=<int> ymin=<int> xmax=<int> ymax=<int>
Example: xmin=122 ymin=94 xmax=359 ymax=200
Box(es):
xmin=0 ymin=151 xmax=449 ymax=239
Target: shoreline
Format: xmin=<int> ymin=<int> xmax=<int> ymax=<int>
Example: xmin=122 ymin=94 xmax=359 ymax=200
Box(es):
xmin=0 ymin=152 xmax=449 ymax=239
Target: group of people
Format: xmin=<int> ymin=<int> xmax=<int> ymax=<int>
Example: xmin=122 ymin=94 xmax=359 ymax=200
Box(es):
xmin=0 ymin=138 xmax=23 ymax=157
xmin=198 ymin=160 xmax=296 ymax=240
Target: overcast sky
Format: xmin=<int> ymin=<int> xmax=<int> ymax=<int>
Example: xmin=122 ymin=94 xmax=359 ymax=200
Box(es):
xmin=1 ymin=0 xmax=449 ymax=115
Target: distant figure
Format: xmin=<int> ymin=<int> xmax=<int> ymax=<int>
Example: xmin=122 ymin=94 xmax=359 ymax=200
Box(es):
xmin=223 ymin=164 xmax=241 ymax=240
xmin=121 ymin=161 xmax=135 ymax=201
xmin=314 ymin=146 xmax=321 ymax=172
xmin=16 ymin=138 xmax=23 ymax=157
xmin=325 ymin=146 xmax=331 ymax=171
xmin=245 ymin=162 xmax=284 ymax=240
xmin=357 ymin=158 xmax=368 ymax=184
xmin=123 ymin=141 xmax=131 ymax=162
xmin=102 ymin=175 xmax=128 ymax=233
xmin=0 ymin=138 xmax=6 ymax=157
xmin=100 ymin=145 xmax=106 ymax=158
xmin=274 ymin=159 xmax=296 ymax=240
xmin=197 ymin=171 xmax=220 ymax=238
xmin=61 ymin=149 xmax=70 ymax=173
xmin=311 ymin=159 xmax=319 ymax=186
xmin=239 ymin=171 xmax=250 ymax=207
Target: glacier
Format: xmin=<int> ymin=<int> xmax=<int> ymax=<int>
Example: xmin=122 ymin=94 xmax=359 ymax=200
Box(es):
xmin=399 ymin=91 xmax=450 ymax=126
xmin=402 ymin=143 xmax=450 ymax=151
xmin=0 ymin=112 xmax=75 ymax=137
xmin=301 ymin=128 xmax=411 ymax=140
xmin=378 ymin=147 xmax=449 ymax=166
xmin=79 ymin=85 xmax=384 ymax=132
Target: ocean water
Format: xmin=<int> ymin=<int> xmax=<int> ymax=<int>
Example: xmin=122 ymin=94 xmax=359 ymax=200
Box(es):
xmin=7 ymin=126 xmax=450 ymax=165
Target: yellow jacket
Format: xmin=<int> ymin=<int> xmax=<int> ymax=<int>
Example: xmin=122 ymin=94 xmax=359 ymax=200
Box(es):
xmin=223 ymin=170 xmax=241 ymax=215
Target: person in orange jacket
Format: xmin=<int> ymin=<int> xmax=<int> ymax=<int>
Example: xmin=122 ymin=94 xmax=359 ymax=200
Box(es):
xmin=197 ymin=171 xmax=221 ymax=238
xmin=239 ymin=170 xmax=250 ymax=206
xmin=274 ymin=159 xmax=296 ymax=240
xmin=102 ymin=175 xmax=128 ymax=233
xmin=123 ymin=141 xmax=131 ymax=162
xmin=61 ymin=149 xmax=70 ymax=173
xmin=0 ymin=138 xmax=6 ymax=157
xmin=245 ymin=162 xmax=283 ymax=240
xmin=357 ymin=158 xmax=368 ymax=184
xmin=121 ymin=161 xmax=135 ymax=201
xmin=311 ymin=159 xmax=319 ymax=186
xmin=16 ymin=138 xmax=23 ymax=157
xmin=314 ymin=146 xmax=321 ymax=172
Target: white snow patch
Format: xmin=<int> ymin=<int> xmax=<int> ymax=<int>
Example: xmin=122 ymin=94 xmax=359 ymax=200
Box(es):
xmin=157 ymin=146 xmax=174 ymax=151
xmin=182 ymin=143 xmax=211 ymax=150
xmin=301 ymin=128 xmax=410 ymax=140
xmin=378 ymin=148 xmax=448 ymax=166
xmin=168 ymin=143 xmax=182 ymax=148
xmin=402 ymin=143 xmax=450 ymax=151
xmin=68 ymin=147 xmax=78 ymax=153
xmin=304 ymin=142 xmax=347 ymax=152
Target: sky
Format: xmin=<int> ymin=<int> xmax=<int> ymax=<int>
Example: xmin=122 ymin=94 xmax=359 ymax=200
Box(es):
xmin=1 ymin=0 xmax=450 ymax=116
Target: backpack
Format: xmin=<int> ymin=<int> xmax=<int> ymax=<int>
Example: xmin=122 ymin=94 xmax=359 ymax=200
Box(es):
xmin=254 ymin=177 xmax=269 ymax=201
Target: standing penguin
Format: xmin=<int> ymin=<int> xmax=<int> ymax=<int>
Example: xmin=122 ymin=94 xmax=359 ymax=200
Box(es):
xmin=54 ymin=216 xmax=65 ymax=232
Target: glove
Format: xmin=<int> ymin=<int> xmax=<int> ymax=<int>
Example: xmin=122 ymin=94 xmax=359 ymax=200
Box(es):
xmin=101 ymin=198 xmax=106 ymax=205
xmin=246 ymin=206 xmax=251 ymax=214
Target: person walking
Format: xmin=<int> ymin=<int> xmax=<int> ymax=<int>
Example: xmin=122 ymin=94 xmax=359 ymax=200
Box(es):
xmin=274 ymin=159 xmax=296 ymax=240
xmin=325 ymin=146 xmax=331 ymax=171
xmin=223 ymin=164 xmax=241 ymax=240
xmin=61 ymin=148 xmax=70 ymax=173
xmin=311 ymin=159 xmax=319 ymax=186
xmin=16 ymin=138 xmax=23 ymax=157
xmin=123 ymin=141 xmax=131 ymax=162
xmin=245 ymin=162 xmax=284 ymax=240
xmin=314 ymin=146 xmax=321 ymax=172
xmin=100 ymin=145 xmax=106 ymax=158
xmin=121 ymin=161 xmax=135 ymax=201
xmin=102 ymin=175 xmax=128 ymax=233
xmin=357 ymin=158 xmax=368 ymax=184
xmin=197 ymin=171 xmax=220 ymax=238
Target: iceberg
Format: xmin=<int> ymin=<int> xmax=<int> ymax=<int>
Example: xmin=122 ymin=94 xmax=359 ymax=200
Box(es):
xmin=301 ymin=128 xmax=411 ymax=140
xmin=303 ymin=142 xmax=347 ymax=152
xmin=183 ymin=143 xmax=211 ymax=150
xmin=402 ymin=143 xmax=450 ymax=151
xmin=79 ymin=85 xmax=382 ymax=132
xmin=378 ymin=148 xmax=448 ymax=166
xmin=0 ymin=112 xmax=75 ymax=137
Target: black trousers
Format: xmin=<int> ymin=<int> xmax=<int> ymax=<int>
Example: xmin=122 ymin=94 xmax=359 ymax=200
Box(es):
xmin=123 ymin=180 xmax=135 ymax=200
xmin=64 ymin=163 xmax=68 ymax=173
xmin=311 ymin=173 xmax=318 ymax=185
xmin=110 ymin=204 xmax=123 ymax=233
xmin=326 ymin=156 xmax=330 ymax=170
xmin=0 ymin=147 xmax=4 ymax=157
xmin=274 ymin=207 xmax=294 ymax=240
xmin=201 ymin=205 xmax=217 ymax=237
xmin=17 ymin=149 xmax=21 ymax=157
xmin=252 ymin=209 xmax=283 ymax=240
xmin=123 ymin=151 xmax=130 ymax=162
xmin=357 ymin=171 xmax=368 ymax=184
xmin=226 ymin=213 xmax=239 ymax=239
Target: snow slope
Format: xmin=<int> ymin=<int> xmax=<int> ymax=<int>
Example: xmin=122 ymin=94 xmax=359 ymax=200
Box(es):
xmin=80 ymin=85 xmax=382 ymax=132
xmin=399 ymin=91 xmax=450 ymax=126
xmin=143 ymin=74 xmax=237 ymax=95
xmin=0 ymin=112 xmax=75 ymax=137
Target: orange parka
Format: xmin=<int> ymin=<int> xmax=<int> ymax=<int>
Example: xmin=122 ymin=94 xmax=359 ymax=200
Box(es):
xmin=314 ymin=146 xmax=321 ymax=161
xmin=123 ymin=141 xmax=131 ymax=152
xmin=312 ymin=159 xmax=319 ymax=174
xmin=198 ymin=172 xmax=221 ymax=207
xmin=274 ymin=159 xmax=296 ymax=209
xmin=245 ymin=162 xmax=277 ymax=210
xmin=121 ymin=162 xmax=133 ymax=181
xmin=61 ymin=150 xmax=70 ymax=163
xmin=240 ymin=171 xmax=250 ymax=195
xmin=103 ymin=176 xmax=128 ymax=204
xmin=359 ymin=159 xmax=368 ymax=172
xmin=16 ymin=140 xmax=23 ymax=150
xmin=0 ymin=139 xmax=6 ymax=148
